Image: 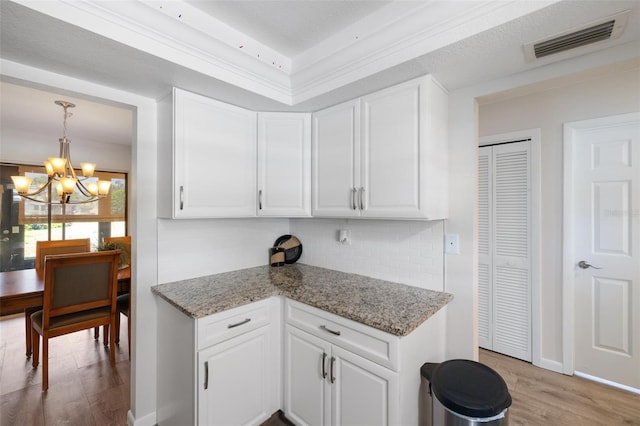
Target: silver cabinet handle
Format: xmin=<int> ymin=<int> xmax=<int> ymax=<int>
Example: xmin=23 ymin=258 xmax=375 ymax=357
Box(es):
xmin=204 ymin=361 xmax=209 ymax=389
xmin=330 ymin=356 xmax=336 ymax=384
xmin=179 ymin=186 xmax=184 ymax=210
xmin=578 ymin=260 xmax=602 ymax=270
xmin=351 ymin=188 xmax=357 ymax=210
xmin=320 ymin=325 xmax=341 ymax=336
xmin=322 ymin=352 xmax=327 ymax=379
xmin=258 ymin=189 xmax=263 ymax=210
xmin=359 ymin=187 xmax=365 ymax=210
xmin=228 ymin=318 xmax=251 ymax=329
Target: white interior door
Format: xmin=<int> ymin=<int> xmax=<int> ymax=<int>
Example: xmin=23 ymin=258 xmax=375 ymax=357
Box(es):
xmin=478 ymin=139 xmax=535 ymax=362
xmin=565 ymin=113 xmax=640 ymax=390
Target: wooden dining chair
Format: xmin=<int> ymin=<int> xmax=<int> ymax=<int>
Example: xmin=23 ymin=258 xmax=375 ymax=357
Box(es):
xmin=30 ymin=250 xmax=120 ymax=391
xmin=103 ymin=235 xmax=132 ymax=360
xmin=23 ymin=238 xmax=91 ymax=357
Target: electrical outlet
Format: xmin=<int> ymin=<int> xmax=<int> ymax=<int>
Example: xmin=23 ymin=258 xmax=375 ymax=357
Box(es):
xmin=339 ymin=229 xmax=351 ymax=245
xmin=444 ymin=234 xmax=459 ymax=254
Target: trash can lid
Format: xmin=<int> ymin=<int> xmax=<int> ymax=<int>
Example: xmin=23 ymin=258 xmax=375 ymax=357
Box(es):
xmin=425 ymin=359 xmax=512 ymax=418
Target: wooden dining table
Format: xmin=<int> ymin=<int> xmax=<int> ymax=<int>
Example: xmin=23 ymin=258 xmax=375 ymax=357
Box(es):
xmin=0 ymin=266 xmax=131 ymax=356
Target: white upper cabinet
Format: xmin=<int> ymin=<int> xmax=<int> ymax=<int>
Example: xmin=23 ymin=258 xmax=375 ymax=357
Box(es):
xmin=257 ymin=112 xmax=311 ymax=217
xmin=158 ymin=88 xmax=257 ymax=218
xmin=312 ymin=75 xmax=448 ymax=220
xmin=312 ymin=99 xmax=361 ymax=217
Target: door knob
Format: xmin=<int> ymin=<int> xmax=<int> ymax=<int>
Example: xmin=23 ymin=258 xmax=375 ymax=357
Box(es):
xmin=578 ymin=260 xmax=601 ymax=270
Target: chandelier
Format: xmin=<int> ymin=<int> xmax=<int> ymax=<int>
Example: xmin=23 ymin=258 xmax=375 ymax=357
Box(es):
xmin=11 ymin=100 xmax=111 ymax=205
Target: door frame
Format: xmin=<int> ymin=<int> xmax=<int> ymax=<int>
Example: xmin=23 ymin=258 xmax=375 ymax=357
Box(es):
xmin=479 ymin=128 xmax=541 ymax=368
xmin=562 ymin=112 xmax=640 ymax=377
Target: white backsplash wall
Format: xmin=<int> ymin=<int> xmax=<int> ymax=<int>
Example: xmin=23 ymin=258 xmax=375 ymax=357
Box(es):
xmin=290 ymin=219 xmax=445 ymax=291
xmin=157 ymin=218 xmax=290 ymax=283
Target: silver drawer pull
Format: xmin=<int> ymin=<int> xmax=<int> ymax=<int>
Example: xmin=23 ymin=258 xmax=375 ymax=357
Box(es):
xmin=330 ymin=356 xmax=336 ymax=384
xmin=320 ymin=325 xmax=341 ymax=336
xmin=228 ymin=318 xmax=251 ymax=329
xmin=204 ymin=361 xmax=209 ymax=389
xmin=322 ymin=352 xmax=328 ymax=379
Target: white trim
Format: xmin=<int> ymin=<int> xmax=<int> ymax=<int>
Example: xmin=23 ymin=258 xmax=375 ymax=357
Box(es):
xmin=477 ymin=128 xmax=542 ymax=367
xmin=562 ymin=112 xmax=640 ymax=376
xmin=575 ymin=371 xmax=640 ymax=395
xmin=537 ymin=357 xmax=564 ymax=374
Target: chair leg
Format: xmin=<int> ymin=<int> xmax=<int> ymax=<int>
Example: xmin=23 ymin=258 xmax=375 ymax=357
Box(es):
xmin=42 ymin=337 xmax=49 ymax=391
xmin=109 ymin=318 xmax=116 ymax=367
xmin=31 ymin=329 xmax=39 ymax=369
xmin=103 ymin=325 xmax=108 ymax=346
xmin=115 ymin=312 xmax=121 ymax=344
xmin=94 ymin=326 xmax=99 ymax=340
xmin=25 ymin=310 xmax=32 ymax=357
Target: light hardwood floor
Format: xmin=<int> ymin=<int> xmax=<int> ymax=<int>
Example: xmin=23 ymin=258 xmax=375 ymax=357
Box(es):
xmin=480 ymin=349 xmax=640 ymax=425
xmin=2 ymin=312 xmax=638 ymax=426
xmin=0 ymin=313 xmax=130 ymax=425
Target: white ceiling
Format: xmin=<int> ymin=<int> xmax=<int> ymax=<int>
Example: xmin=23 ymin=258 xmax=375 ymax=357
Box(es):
xmin=1 ymin=0 xmax=639 ymax=148
xmin=184 ymin=0 xmax=394 ymax=58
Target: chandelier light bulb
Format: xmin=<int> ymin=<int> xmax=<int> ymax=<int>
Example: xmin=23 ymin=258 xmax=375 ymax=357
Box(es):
xmin=60 ymin=177 xmax=77 ymax=194
xmin=11 ymin=176 xmax=33 ymax=194
xmin=86 ymin=181 xmax=99 ymax=196
xmin=80 ymin=162 xmax=96 ymax=177
xmin=97 ymin=180 xmax=112 ymax=195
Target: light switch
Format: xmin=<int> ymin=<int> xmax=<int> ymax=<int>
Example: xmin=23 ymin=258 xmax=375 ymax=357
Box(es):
xmin=444 ymin=234 xmax=459 ymax=254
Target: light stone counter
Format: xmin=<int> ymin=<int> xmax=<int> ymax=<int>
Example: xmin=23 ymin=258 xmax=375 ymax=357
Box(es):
xmin=151 ymin=263 xmax=452 ymax=336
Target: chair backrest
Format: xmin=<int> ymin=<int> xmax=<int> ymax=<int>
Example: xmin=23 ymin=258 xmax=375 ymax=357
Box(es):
xmin=103 ymin=235 xmax=131 ymax=267
xmin=42 ymin=251 xmax=120 ymax=325
xmin=35 ymin=238 xmax=91 ymax=272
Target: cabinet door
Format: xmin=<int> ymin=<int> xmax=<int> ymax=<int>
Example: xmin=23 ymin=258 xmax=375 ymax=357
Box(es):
xmin=257 ymin=113 xmax=311 ymax=217
xmin=312 ymin=100 xmax=361 ymax=217
xmin=361 ymin=78 xmax=425 ymax=218
xmin=284 ymin=325 xmax=332 ymax=426
xmin=198 ymin=326 xmax=272 ymax=426
xmin=331 ymin=345 xmax=398 ymax=426
xmin=174 ymin=89 xmax=257 ymax=218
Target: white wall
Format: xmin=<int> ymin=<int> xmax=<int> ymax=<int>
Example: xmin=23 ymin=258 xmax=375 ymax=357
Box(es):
xmin=290 ymin=218 xmax=444 ymax=291
xmin=478 ymin=64 xmax=640 ymax=364
xmin=157 ymin=218 xmax=289 ymax=283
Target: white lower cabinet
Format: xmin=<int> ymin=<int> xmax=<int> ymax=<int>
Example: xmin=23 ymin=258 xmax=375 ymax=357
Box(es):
xmin=285 ymin=325 xmax=398 ymax=426
xmin=198 ymin=326 xmax=272 ymax=426
xmin=157 ymin=295 xmax=447 ymax=426
xmin=156 ymin=297 xmax=281 ymax=426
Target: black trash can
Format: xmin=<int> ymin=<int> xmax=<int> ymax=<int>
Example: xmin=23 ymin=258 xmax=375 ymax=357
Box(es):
xmin=420 ymin=359 xmax=512 ymax=426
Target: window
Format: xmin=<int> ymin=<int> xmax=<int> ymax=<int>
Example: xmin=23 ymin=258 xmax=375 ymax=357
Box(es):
xmin=0 ymin=163 xmax=127 ymax=271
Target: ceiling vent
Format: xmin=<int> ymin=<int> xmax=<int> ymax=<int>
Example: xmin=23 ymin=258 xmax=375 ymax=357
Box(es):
xmin=524 ymin=10 xmax=630 ymax=62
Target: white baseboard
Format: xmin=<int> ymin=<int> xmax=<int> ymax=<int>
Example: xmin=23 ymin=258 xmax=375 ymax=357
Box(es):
xmin=575 ymin=371 xmax=640 ymax=395
xmin=129 ymin=410 xmax=156 ymax=426
xmin=535 ymin=357 xmax=564 ymax=374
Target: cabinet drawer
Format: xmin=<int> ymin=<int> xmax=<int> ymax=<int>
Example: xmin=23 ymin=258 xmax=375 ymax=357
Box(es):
xmin=286 ymin=300 xmax=399 ymax=371
xmin=197 ymin=299 xmax=271 ymax=350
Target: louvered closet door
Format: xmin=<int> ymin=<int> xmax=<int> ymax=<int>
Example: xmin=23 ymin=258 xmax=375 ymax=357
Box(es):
xmin=478 ymin=141 xmax=532 ymax=362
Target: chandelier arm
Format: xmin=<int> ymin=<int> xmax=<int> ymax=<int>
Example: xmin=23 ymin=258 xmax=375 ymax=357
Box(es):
xmin=75 ymin=179 xmax=93 ymax=197
xmin=17 ymin=193 xmax=103 ymax=205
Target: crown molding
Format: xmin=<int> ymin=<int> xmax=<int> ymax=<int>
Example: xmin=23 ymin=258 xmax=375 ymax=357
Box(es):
xmin=290 ymin=0 xmax=561 ymax=103
xmin=13 ymin=0 xmax=561 ymax=106
xmin=14 ymin=0 xmax=294 ymax=103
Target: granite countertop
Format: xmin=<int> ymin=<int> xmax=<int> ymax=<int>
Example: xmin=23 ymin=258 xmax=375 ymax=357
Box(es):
xmin=151 ymin=264 xmax=453 ymax=336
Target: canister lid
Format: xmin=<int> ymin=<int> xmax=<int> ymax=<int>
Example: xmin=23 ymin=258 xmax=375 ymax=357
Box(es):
xmin=424 ymin=359 xmax=512 ymax=418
